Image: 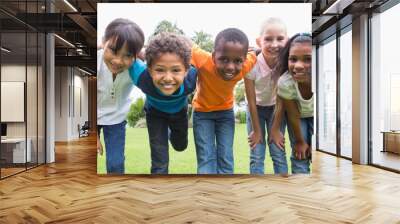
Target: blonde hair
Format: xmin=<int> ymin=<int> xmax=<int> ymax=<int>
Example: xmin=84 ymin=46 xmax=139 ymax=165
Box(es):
xmin=259 ymin=17 xmax=287 ymax=36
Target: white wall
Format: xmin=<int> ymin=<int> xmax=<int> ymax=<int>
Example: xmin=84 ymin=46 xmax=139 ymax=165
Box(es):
xmin=54 ymin=67 xmax=89 ymax=141
xmin=74 ymin=73 xmax=89 ymax=133
xmin=46 ymin=32 xmax=56 ymax=163
xmin=54 ymin=66 xmax=68 ymax=141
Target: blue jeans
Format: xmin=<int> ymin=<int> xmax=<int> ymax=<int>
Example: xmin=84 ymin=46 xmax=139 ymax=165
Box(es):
xmin=145 ymin=106 xmax=188 ymax=174
xmin=193 ymin=109 xmax=235 ymax=174
xmin=97 ymin=121 xmax=126 ymax=174
xmin=246 ymin=105 xmax=288 ymax=174
xmin=287 ymin=117 xmax=313 ymax=174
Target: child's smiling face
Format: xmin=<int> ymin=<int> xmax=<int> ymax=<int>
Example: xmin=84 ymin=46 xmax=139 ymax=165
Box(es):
xmin=257 ymin=23 xmax=288 ymax=62
xmin=103 ymin=37 xmax=136 ymax=75
xmin=148 ymin=52 xmax=188 ymax=96
xmin=212 ymin=40 xmax=247 ymax=81
xmin=288 ymin=42 xmax=312 ymax=82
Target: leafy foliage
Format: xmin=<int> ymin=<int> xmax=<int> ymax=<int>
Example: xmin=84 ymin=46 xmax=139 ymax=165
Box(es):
xmin=191 ymin=31 xmax=213 ymax=52
xmin=127 ymin=97 xmax=145 ymax=128
xmin=149 ymin=20 xmax=185 ymax=41
xmin=235 ymin=80 xmax=246 ymax=105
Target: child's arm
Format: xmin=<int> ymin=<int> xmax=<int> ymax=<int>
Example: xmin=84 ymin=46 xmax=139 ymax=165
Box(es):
xmin=190 ymin=44 xmax=210 ymax=69
xmin=241 ymin=52 xmax=257 ymax=76
xmin=270 ymin=96 xmax=285 ymax=150
xmin=281 ymin=98 xmax=310 ymax=160
xmin=184 ymin=66 xmax=198 ymax=93
xmin=244 ymin=77 xmax=262 ymax=149
xmin=128 ymin=59 xmax=147 ymax=86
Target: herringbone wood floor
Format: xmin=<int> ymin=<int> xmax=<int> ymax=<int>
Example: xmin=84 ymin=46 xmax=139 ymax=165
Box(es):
xmin=1 ymin=135 xmax=399 ymax=223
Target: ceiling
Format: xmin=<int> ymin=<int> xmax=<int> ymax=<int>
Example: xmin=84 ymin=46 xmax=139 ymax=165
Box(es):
xmin=0 ymin=0 xmax=392 ymax=75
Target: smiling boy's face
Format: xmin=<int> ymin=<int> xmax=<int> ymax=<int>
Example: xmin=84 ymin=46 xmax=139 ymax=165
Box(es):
xmin=212 ymin=40 xmax=247 ymax=81
xmin=148 ymin=52 xmax=188 ymax=96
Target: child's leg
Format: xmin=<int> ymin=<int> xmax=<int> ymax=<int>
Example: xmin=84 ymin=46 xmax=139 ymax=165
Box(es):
xmin=215 ymin=109 xmax=235 ymax=174
xmin=168 ymin=107 xmax=188 ymax=151
xmin=306 ymin=117 xmax=314 ymax=161
xmin=266 ymin=107 xmax=289 ymax=174
xmin=288 ymin=117 xmax=311 ymax=174
xmin=145 ymin=108 xmax=170 ymax=174
xmin=247 ymin=106 xmax=267 ymax=174
xmin=193 ymin=111 xmax=217 ymax=174
xmin=102 ymin=121 xmax=126 ymax=174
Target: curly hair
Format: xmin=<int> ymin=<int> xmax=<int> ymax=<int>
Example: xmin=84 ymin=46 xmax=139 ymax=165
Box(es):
xmin=145 ymin=32 xmax=191 ymax=69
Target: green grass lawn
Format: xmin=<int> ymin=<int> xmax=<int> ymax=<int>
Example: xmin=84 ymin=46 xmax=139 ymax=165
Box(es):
xmin=97 ymin=124 xmax=295 ymax=174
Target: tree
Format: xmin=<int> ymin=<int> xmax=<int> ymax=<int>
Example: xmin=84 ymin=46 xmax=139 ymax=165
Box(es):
xmin=234 ymin=81 xmax=247 ymax=124
xmin=191 ymin=31 xmax=213 ymax=52
xmin=126 ymin=97 xmax=145 ymax=128
xmin=234 ymin=80 xmax=246 ymax=106
xmin=149 ymin=20 xmax=185 ymax=40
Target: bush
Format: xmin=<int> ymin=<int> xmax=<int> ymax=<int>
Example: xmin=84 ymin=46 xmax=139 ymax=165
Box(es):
xmin=235 ymin=111 xmax=246 ymax=124
xmin=127 ymin=97 xmax=145 ymax=128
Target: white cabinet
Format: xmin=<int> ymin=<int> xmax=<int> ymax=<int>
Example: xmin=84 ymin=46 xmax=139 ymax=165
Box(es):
xmin=1 ymin=138 xmax=31 ymax=163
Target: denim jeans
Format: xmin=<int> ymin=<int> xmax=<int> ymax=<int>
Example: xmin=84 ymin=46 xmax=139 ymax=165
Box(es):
xmin=97 ymin=120 xmax=127 ymax=174
xmin=246 ymin=105 xmax=288 ymax=174
xmin=145 ymin=106 xmax=188 ymax=174
xmin=287 ymin=116 xmax=313 ymax=174
xmin=193 ymin=109 xmax=235 ymax=174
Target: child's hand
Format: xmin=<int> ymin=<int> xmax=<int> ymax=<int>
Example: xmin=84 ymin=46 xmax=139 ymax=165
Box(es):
xmin=97 ymin=140 xmax=103 ymax=156
xmin=269 ymin=130 xmax=285 ymax=150
xmin=294 ymin=141 xmax=310 ymax=160
xmin=248 ymin=131 xmax=262 ymax=150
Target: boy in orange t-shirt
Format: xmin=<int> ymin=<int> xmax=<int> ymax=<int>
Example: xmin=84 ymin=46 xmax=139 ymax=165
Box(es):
xmin=191 ymin=28 xmax=259 ymax=174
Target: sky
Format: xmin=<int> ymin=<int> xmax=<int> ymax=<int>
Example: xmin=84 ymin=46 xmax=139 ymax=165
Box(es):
xmin=97 ymin=3 xmax=311 ymax=100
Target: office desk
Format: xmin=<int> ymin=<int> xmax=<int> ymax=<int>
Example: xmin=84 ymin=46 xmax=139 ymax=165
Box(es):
xmin=1 ymin=138 xmax=31 ymax=163
xmin=381 ymin=131 xmax=400 ymax=154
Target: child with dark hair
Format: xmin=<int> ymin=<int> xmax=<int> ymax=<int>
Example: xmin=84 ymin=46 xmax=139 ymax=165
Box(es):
xmin=97 ymin=18 xmax=146 ymax=174
xmin=129 ymin=32 xmax=197 ymax=174
xmin=190 ymin=28 xmax=259 ymax=174
xmin=271 ymin=33 xmax=313 ymax=174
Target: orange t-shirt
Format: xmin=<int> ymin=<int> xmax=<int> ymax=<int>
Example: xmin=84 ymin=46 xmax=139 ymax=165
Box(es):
xmin=190 ymin=45 xmax=256 ymax=112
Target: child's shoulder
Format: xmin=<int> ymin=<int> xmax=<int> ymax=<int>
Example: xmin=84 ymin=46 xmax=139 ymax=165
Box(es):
xmin=248 ymin=55 xmax=268 ymax=77
xmin=241 ymin=52 xmax=257 ymax=75
xmin=128 ymin=59 xmax=147 ymax=85
xmin=278 ymin=72 xmax=295 ymax=88
xmin=183 ymin=66 xmax=198 ymax=90
xmin=187 ymin=65 xmax=197 ymax=77
xmin=97 ymin=49 xmax=106 ymax=76
xmin=191 ymin=44 xmax=212 ymax=69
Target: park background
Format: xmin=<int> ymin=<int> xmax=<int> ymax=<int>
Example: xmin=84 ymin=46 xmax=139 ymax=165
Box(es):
xmin=97 ymin=3 xmax=312 ymax=174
